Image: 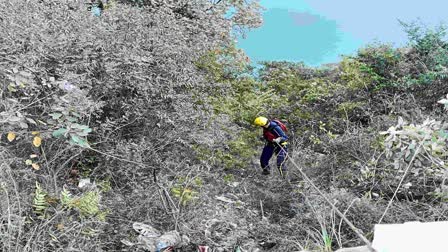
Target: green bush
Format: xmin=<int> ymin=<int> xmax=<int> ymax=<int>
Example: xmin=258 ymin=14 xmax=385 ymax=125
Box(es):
xmin=339 ymin=57 xmax=377 ymax=90
xmin=400 ymin=20 xmax=447 ymax=58
xmin=170 ymin=176 xmax=202 ymax=206
xmin=217 ymin=129 xmax=258 ymax=170
xmin=357 ymin=43 xmax=401 ymax=80
xmin=300 ymin=79 xmax=340 ymax=102
xmin=337 ymin=101 xmax=366 ymax=118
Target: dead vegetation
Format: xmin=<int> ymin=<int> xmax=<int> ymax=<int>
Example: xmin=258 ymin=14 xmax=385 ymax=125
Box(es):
xmin=1 ymin=1 xmax=448 ymax=252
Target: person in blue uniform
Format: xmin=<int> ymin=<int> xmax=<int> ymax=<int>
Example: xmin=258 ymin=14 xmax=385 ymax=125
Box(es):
xmin=253 ymin=116 xmax=288 ymax=177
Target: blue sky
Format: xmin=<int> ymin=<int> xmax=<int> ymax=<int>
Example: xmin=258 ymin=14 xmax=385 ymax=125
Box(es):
xmin=237 ymin=0 xmax=448 ymax=66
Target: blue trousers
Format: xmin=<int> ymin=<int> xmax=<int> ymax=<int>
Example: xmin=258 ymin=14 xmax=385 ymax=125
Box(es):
xmin=260 ymin=144 xmax=287 ymax=172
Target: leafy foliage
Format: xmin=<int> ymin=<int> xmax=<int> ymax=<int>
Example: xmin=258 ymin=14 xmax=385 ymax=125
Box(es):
xmin=52 ymin=125 xmax=91 ymax=147
xmin=400 ymin=20 xmax=447 ymax=58
xmin=357 ymin=43 xmax=401 ymax=81
xmin=33 ymin=182 xmax=48 ymax=217
xmin=71 ymin=191 xmax=103 ymax=219
xmin=170 ymin=176 xmax=201 ymax=206
xmin=339 ymin=58 xmax=373 ymax=90
xmin=379 ymin=116 xmax=448 ymax=197
xmin=60 ymin=187 xmax=73 ymax=208
xmin=220 ymin=130 xmax=258 ymax=169
xmin=0 ymin=0 xmax=263 ymax=250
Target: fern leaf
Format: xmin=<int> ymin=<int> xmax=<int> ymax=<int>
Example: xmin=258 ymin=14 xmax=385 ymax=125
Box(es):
xmin=33 ymin=182 xmax=48 ymax=216
xmin=60 ymin=187 xmax=73 ymax=207
xmin=73 ymin=191 xmax=100 ymax=217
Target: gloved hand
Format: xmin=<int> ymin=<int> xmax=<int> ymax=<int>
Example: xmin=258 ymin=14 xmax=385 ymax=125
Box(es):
xmin=273 ymin=137 xmax=282 ymax=144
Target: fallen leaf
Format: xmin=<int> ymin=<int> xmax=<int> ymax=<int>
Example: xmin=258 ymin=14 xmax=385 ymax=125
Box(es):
xmin=33 ymin=136 xmax=42 ymax=147
xmin=25 ymin=159 xmax=33 ymax=165
xmin=30 ymin=154 xmax=38 ymax=158
xmin=31 ymin=131 xmax=40 ymax=135
xmin=7 ymin=132 xmax=16 ymax=142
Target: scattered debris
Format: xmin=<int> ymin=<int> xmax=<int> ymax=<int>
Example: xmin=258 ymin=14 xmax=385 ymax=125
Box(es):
xmin=215 ymin=195 xmax=236 ymax=204
xmin=78 ymin=178 xmax=96 ymax=190
xmin=133 ymin=222 xmax=161 ymax=238
xmin=121 ymin=222 xmax=189 ymax=252
xmin=197 ymin=245 xmax=210 ymax=252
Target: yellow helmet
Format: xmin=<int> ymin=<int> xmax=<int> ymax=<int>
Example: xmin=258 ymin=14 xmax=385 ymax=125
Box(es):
xmin=254 ymin=116 xmax=268 ymax=127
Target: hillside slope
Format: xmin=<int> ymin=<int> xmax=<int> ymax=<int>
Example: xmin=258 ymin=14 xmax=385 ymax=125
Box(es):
xmin=1 ymin=1 xmax=447 ymax=252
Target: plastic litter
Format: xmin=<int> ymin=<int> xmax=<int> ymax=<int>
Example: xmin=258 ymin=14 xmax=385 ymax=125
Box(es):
xmin=197 ymin=245 xmax=210 ymax=252
xmin=78 ymin=178 xmax=96 ymax=190
xmin=133 ymin=222 xmax=161 ymax=238
xmin=121 ymin=222 xmax=188 ymax=252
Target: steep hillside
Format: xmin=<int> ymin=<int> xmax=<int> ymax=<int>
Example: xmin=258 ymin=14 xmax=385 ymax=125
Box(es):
xmin=1 ymin=1 xmax=447 ymax=252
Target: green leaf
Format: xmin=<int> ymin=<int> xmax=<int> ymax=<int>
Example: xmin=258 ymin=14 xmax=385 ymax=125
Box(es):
xmin=79 ymin=125 xmax=90 ymax=130
xmin=70 ymin=134 xmax=81 ymax=144
xmin=82 ymin=128 xmax=92 ymax=133
xmin=7 ymin=83 xmax=17 ymax=92
xmin=438 ymin=130 xmax=448 ymax=139
xmin=49 ymin=113 xmax=63 ymax=120
xmin=66 ymin=116 xmax=77 ymax=122
xmin=76 ymin=131 xmax=89 ymax=137
xmin=52 ymin=128 xmax=68 ymax=138
xmin=72 ymin=124 xmax=90 ymax=130
xmin=33 ymin=182 xmax=48 ymax=216
xmin=60 ymin=188 xmax=73 ymax=207
xmin=78 ymin=139 xmax=90 ymax=148
xmin=71 ymin=112 xmax=81 ymax=118
xmin=72 ymin=125 xmax=92 ymax=137
xmin=70 ymin=134 xmax=89 ymax=148
xmin=77 ymin=128 xmax=92 ymax=136
xmin=71 ymin=123 xmax=83 ymax=129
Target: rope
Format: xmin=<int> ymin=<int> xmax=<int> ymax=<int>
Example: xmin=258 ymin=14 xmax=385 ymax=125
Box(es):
xmin=275 ymin=142 xmax=376 ymax=252
xmin=87 ymin=134 xmax=375 ymax=250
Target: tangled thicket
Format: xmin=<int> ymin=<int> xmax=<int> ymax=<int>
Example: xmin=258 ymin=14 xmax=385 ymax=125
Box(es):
xmin=1 ymin=1 xmax=447 ymax=252
xmin=0 ymin=0 xmax=263 ymax=251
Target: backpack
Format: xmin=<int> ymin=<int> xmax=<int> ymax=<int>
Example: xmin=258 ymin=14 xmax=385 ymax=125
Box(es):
xmin=272 ymin=119 xmax=288 ymax=133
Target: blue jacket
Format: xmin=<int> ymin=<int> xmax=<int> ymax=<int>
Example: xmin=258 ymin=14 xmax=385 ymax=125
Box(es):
xmin=263 ymin=121 xmax=288 ymax=143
